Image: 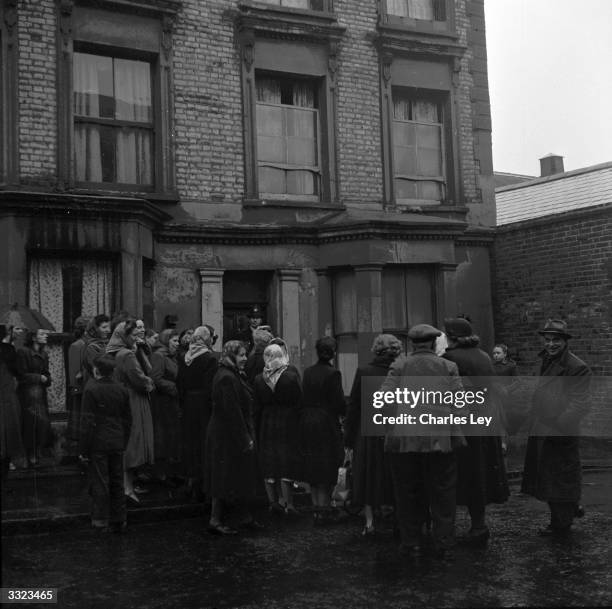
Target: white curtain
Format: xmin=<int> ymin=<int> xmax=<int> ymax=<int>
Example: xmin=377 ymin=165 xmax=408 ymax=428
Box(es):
xmin=73 ymin=53 xmax=110 ymax=182
xmin=28 ymin=259 xmax=65 ymax=412
xmin=257 ymin=78 xmax=282 ymax=103
xmin=387 ymin=0 xmax=408 ymax=16
xmin=28 ymin=258 xmax=64 ymax=332
xmin=410 ymin=0 xmax=434 ymax=20
xmin=81 ymin=260 xmax=114 ymax=318
xmin=413 ymin=99 xmax=438 ymax=123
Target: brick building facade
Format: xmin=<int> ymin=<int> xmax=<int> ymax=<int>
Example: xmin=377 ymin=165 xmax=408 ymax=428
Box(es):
xmin=1 ymin=0 xmax=496 ymax=433
xmin=494 ymin=163 xmax=612 ymax=436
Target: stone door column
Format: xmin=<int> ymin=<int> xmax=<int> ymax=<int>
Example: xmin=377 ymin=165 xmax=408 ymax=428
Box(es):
xmin=199 ymin=269 xmax=224 ymax=346
xmin=277 ymin=268 xmax=302 ymax=371
xmin=315 ymin=268 xmax=333 ymax=339
xmin=354 ymin=264 xmax=383 ymax=366
xmin=437 ymin=263 xmax=458 ymax=326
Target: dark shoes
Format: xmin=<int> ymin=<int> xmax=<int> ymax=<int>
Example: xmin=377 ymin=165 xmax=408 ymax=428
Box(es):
xmin=238 ymin=519 xmax=265 ymax=531
xmin=284 ymin=506 xmax=300 ymax=519
xmin=268 ymin=502 xmax=285 ymax=517
xmin=575 ymin=505 xmax=585 ymax=518
xmin=125 ymin=492 xmax=141 ymax=506
xmin=361 ymin=525 xmax=375 ymax=537
xmin=207 ymin=523 xmax=238 ymax=536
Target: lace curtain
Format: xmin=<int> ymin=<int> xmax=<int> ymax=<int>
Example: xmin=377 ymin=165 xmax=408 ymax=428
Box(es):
xmin=387 ymin=0 xmax=434 ymax=19
xmin=28 ymin=258 xmax=115 ymax=412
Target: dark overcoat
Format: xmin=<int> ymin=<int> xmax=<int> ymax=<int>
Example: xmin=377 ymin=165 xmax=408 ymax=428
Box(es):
xmin=443 ymin=345 xmax=509 ymax=505
xmin=253 ymin=367 xmax=302 ymax=480
xmin=177 ymin=351 xmax=218 ymax=479
xmin=345 ymin=355 xmax=395 ymax=507
xmin=150 ymin=347 xmax=180 ymax=461
xmin=521 ymin=347 xmax=592 ymax=503
xmin=299 ymin=360 xmax=346 ymax=485
xmin=0 ymin=343 xmax=25 ymax=462
xmin=205 ymin=363 xmax=257 ymax=500
xmin=17 ymin=346 xmax=53 ymax=454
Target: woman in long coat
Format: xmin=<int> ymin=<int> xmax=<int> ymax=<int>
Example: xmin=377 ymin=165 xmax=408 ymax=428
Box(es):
xmin=106 ymin=320 xmax=154 ymax=503
xmin=150 ymin=329 xmax=181 ymax=481
xmin=1 ymin=325 xmax=26 ymax=477
xmin=299 ymin=337 xmax=346 ymax=524
xmin=345 ymin=334 xmax=401 ymax=535
xmin=443 ymin=317 xmax=509 ymax=544
xmin=253 ymin=343 xmax=302 ymax=516
xmin=176 ymin=326 xmax=218 ymax=499
xmin=17 ymin=329 xmax=53 ymax=466
xmin=205 ymin=340 xmax=258 ymax=535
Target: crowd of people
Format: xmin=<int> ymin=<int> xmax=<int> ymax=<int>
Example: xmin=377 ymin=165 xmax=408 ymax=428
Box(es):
xmin=0 ymin=309 xmax=592 ymax=558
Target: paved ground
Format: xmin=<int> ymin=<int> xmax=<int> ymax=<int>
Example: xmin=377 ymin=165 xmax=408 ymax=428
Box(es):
xmin=2 ymin=471 xmax=612 ymax=609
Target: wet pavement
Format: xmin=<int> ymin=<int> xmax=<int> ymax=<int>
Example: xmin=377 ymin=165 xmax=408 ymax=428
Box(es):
xmin=2 ymin=471 xmax=612 ymax=609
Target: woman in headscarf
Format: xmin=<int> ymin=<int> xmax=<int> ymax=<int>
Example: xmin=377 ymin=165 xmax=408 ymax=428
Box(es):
xmin=299 ymin=337 xmax=346 ymax=525
xmin=245 ymin=327 xmax=274 ymax=386
xmin=253 ymin=343 xmax=302 ymax=517
xmin=205 ymin=340 xmax=258 ymax=535
xmin=443 ymin=317 xmax=509 ymax=544
xmin=150 ymin=329 xmax=181 ymax=483
xmin=176 ymin=325 xmax=218 ymax=500
xmin=345 ymin=334 xmax=402 ymax=535
xmin=106 ymin=320 xmax=154 ymax=503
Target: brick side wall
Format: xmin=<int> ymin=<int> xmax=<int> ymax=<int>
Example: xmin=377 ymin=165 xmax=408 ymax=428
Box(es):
xmin=17 ymin=0 xmax=57 ymax=187
xmin=493 ymin=208 xmax=612 ymax=434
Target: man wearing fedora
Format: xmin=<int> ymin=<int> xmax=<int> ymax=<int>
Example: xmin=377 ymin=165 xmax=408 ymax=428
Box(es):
xmin=521 ymin=319 xmax=592 ymax=536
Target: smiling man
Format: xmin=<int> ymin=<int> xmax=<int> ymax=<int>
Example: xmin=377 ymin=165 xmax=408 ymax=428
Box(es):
xmin=521 ymin=319 xmax=592 ymax=537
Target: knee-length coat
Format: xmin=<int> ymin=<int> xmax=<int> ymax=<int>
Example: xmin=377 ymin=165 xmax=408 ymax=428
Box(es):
xmin=177 ymin=350 xmax=217 ymax=479
xmin=150 ymin=346 xmax=180 ymax=461
xmin=521 ymin=347 xmax=592 ymax=503
xmin=299 ymin=360 xmax=346 ymax=485
xmin=443 ymin=346 xmax=509 ymax=506
xmin=345 ymin=354 xmax=395 ymax=507
xmin=205 ymin=362 xmax=257 ymax=500
xmin=253 ymin=367 xmax=302 ymax=481
xmin=1 ymin=343 xmax=26 ymax=462
xmin=17 ymin=346 xmax=53 ymax=454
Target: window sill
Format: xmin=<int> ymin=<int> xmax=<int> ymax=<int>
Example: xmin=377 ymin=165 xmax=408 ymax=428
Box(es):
xmin=244 ymin=198 xmax=345 ymax=211
xmin=235 ymin=1 xmax=345 ymax=42
xmin=376 ymin=22 xmax=465 ymax=58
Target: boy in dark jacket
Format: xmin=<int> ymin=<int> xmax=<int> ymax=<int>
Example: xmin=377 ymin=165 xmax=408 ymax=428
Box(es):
xmin=79 ymin=354 xmax=132 ymax=533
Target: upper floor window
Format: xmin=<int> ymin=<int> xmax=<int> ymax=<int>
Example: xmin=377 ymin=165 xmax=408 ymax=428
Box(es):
xmin=73 ymin=51 xmax=154 ymax=186
xmin=251 ymin=0 xmax=328 ymax=10
xmin=392 ymin=90 xmax=445 ymax=204
xmin=256 ymin=75 xmax=320 ymax=200
xmin=387 ymin=0 xmax=445 ymax=21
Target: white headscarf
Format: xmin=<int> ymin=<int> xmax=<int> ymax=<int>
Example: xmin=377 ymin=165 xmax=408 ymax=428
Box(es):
xmin=184 ymin=325 xmax=211 ymax=366
xmin=262 ymin=344 xmax=288 ymax=391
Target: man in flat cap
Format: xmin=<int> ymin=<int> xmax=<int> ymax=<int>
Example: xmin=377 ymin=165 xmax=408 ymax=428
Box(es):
xmin=381 ymin=324 xmax=465 ymax=560
xmin=521 ymin=319 xmax=592 ymax=536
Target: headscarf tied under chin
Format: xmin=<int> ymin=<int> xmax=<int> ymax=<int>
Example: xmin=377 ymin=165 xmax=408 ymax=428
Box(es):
xmin=262 ymin=344 xmax=288 ymax=391
xmin=106 ymin=322 xmax=133 ymax=355
xmin=184 ymin=326 xmax=211 ymax=366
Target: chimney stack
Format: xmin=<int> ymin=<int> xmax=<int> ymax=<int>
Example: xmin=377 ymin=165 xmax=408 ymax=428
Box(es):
xmin=539 ymin=154 xmax=564 ymax=177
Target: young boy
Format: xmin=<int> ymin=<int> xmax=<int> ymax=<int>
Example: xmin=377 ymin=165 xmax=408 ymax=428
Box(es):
xmin=79 ymin=354 xmax=132 ymax=533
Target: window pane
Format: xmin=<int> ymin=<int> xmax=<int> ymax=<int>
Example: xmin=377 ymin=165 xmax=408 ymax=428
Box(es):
xmin=382 ymin=269 xmax=407 ymax=329
xmin=116 ymin=128 xmax=153 ymax=184
xmin=74 ymin=53 xmax=113 ymax=119
xmin=393 ymin=144 xmax=417 ymax=175
xmin=410 ymin=0 xmax=434 ymax=20
xmin=393 ymin=122 xmax=415 ymax=146
xmin=395 ymin=179 xmax=417 ymax=200
xmin=333 ymin=272 xmax=356 ymax=334
xmin=417 ymin=181 xmax=442 ymax=200
xmin=114 ymin=58 xmax=152 ymax=122
xmin=257 ymin=104 xmax=284 ymax=136
xmin=258 ymin=135 xmax=286 ymax=163
xmin=259 ymin=166 xmax=286 ymax=194
xmin=387 ymin=0 xmax=409 ymax=17
xmin=286 ymin=170 xmax=316 ymax=195
xmin=74 ymin=123 xmax=115 ymax=183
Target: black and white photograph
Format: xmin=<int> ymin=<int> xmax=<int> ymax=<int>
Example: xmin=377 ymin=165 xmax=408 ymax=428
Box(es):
xmin=1 ymin=0 xmax=611 ymax=607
